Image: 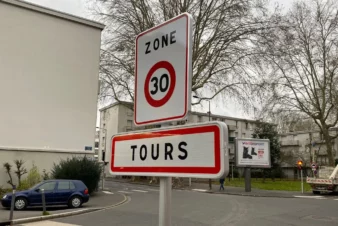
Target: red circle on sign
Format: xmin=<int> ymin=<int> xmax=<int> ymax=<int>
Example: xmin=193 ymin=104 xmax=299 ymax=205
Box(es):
xmin=144 ymin=61 xmax=176 ymax=108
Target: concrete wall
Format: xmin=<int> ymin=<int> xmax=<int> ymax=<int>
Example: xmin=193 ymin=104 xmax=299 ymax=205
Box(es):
xmin=0 ymin=1 xmax=102 ymax=152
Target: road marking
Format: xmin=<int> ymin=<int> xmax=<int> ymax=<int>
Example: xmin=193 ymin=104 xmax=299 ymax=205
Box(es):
xmin=132 ymin=189 xmax=148 ymax=193
xmin=294 ymin=196 xmax=326 ymax=199
xmin=118 ymin=190 xmax=133 ymax=194
xmin=103 ymin=191 xmax=114 ymax=194
xmin=21 ymin=221 xmax=81 ymax=226
xmin=192 ymin=189 xmax=208 ymax=192
xmin=147 ymin=188 xmax=159 ymax=192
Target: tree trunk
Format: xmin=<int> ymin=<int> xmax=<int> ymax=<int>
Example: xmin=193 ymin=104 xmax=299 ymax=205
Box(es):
xmin=322 ymin=131 xmax=334 ymax=166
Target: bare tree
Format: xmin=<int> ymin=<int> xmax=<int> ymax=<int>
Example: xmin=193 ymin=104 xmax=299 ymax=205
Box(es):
xmin=90 ymin=0 xmax=274 ymax=107
xmin=268 ymin=111 xmax=319 ymax=133
xmin=258 ymin=0 xmax=338 ymax=166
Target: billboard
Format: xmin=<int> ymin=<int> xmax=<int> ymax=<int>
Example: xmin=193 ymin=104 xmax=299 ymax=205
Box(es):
xmin=235 ymin=138 xmax=271 ymax=168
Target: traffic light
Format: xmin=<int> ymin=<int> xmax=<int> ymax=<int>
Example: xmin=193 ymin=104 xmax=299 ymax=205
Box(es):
xmin=297 ymin=160 xmax=303 ymax=170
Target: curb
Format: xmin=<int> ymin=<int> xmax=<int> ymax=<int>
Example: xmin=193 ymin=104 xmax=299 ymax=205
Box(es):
xmin=204 ymin=191 xmax=296 ymax=198
xmin=10 ymin=193 xmax=128 ymax=225
xmin=108 ymin=180 xmax=188 ymax=191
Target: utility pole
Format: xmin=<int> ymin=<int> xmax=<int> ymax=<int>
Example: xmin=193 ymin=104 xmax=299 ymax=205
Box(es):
xmin=97 ymin=126 xmax=107 ymax=191
xmin=208 ymin=100 xmax=212 ymax=190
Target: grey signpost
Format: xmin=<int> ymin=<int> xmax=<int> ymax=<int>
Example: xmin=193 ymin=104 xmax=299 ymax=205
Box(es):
xmin=109 ymin=12 xmax=230 ymax=226
xmin=41 ymin=189 xmax=46 ymax=213
xmin=9 ymin=188 xmax=16 ymax=222
xmin=109 ymin=122 xmax=229 ymax=226
xmin=235 ymin=138 xmax=271 ymax=192
xmin=133 ymin=13 xmax=193 ymax=226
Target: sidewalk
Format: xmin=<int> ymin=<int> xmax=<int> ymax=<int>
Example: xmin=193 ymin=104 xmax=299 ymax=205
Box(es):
xmin=109 ymin=178 xmax=312 ymax=198
xmin=189 ymin=182 xmax=310 ymax=198
xmin=0 ymin=191 xmax=127 ymax=225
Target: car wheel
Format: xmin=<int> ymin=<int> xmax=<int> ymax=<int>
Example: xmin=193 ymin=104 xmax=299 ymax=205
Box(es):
xmin=68 ymin=196 xmax=82 ymax=208
xmin=14 ymin=197 xmax=27 ymax=210
xmin=313 ymin=190 xmax=320 ymax=195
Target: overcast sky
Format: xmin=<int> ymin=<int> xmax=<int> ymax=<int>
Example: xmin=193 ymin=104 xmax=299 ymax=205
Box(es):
xmin=23 ymin=0 xmax=295 ymax=119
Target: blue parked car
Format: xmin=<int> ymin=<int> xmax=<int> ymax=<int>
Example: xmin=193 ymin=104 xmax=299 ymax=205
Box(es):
xmin=1 ymin=179 xmax=89 ymax=210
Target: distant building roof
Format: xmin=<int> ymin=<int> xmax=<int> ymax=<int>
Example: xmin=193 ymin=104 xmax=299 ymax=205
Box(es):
xmin=99 ymin=101 xmax=133 ymax=112
xmin=279 ymin=127 xmax=338 ymax=136
xmin=2 ymin=0 xmax=105 ymax=30
xmin=99 ymin=101 xmax=260 ymax=123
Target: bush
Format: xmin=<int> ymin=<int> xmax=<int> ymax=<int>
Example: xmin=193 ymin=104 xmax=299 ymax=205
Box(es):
xmin=20 ymin=164 xmax=41 ymax=189
xmin=51 ymin=156 xmax=102 ymax=194
xmin=42 ymin=169 xmax=50 ymax=180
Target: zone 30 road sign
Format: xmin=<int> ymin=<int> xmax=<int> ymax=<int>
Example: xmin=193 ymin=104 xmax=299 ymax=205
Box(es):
xmin=109 ymin=122 xmax=229 ymax=178
xmin=134 ymin=13 xmax=193 ymax=126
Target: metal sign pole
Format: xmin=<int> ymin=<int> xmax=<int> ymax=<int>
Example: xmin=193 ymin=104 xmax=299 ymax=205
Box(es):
xmin=231 ymin=164 xmax=234 ymax=180
xmin=301 ymin=169 xmax=304 ymax=193
xmin=159 ymin=177 xmax=172 ymax=226
xmin=159 ymin=123 xmax=172 ymax=226
xmin=9 ymin=188 xmax=16 ymax=222
xmin=244 ymin=167 xmax=251 ymax=192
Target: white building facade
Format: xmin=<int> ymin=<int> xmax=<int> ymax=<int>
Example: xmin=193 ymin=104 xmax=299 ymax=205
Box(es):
xmin=98 ymin=101 xmax=260 ymax=177
xmin=279 ymin=128 xmax=338 ymax=179
xmin=0 ymin=0 xmax=103 ymax=187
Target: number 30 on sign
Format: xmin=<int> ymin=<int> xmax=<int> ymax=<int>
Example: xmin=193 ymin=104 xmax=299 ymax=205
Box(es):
xmin=134 ymin=13 xmax=193 ymax=126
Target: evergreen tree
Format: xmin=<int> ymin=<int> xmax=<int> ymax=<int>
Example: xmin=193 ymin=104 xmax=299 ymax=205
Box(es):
xmin=252 ymin=122 xmax=282 ymax=181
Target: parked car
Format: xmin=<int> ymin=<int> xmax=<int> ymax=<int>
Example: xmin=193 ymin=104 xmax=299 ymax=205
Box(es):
xmin=1 ymin=179 xmax=89 ymax=210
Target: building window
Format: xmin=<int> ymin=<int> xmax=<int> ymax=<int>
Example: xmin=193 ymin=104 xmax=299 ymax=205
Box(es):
xmin=235 ymin=132 xmax=238 ymax=137
xmin=95 ymin=141 xmax=99 ymax=148
xmin=212 ymin=117 xmax=217 ymax=121
xmin=242 ymin=133 xmax=246 ymax=137
xmin=127 ymin=120 xmax=133 ymax=128
xmin=245 ymin=122 xmax=248 ymax=129
xmin=127 ymin=109 xmax=133 ymax=116
xmin=102 ymin=137 xmax=105 ymax=147
xmin=236 ymin=121 xmax=238 ymax=127
xmin=198 ymin=116 xmax=202 ymax=122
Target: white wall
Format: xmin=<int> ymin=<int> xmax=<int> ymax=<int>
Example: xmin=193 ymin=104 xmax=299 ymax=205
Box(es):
xmin=0 ymin=150 xmax=94 ymax=187
xmin=0 ymin=2 xmax=102 ymax=151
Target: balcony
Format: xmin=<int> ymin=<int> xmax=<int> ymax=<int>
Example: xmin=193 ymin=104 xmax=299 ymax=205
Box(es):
xmin=228 ymin=125 xmax=237 ymax=131
xmin=280 ymin=140 xmax=299 ymax=146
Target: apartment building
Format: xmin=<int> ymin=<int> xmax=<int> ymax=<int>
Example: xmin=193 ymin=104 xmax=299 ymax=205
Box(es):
xmin=98 ymin=101 xmax=259 ymax=176
xmin=279 ymin=128 xmax=338 ymax=178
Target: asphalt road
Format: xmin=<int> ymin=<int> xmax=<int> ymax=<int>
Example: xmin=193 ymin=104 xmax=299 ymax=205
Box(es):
xmin=19 ymin=182 xmax=338 ymax=226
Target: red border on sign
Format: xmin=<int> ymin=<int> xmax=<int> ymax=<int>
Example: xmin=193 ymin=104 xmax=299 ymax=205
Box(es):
xmin=111 ymin=125 xmax=221 ymax=174
xmin=134 ymin=13 xmax=190 ymax=125
xmin=144 ymin=61 xmax=176 ymax=107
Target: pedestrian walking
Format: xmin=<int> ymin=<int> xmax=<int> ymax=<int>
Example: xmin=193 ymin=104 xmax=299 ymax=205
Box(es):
xmin=219 ymin=178 xmax=225 ymax=191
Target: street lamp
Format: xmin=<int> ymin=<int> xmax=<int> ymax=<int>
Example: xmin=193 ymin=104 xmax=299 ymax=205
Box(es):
xmin=193 ymin=95 xmax=212 ymax=190
xmin=96 ymin=127 xmax=107 ymax=164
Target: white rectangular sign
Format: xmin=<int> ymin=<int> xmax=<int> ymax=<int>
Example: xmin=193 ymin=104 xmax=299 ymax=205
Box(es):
xmin=109 ymin=122 xmax=229 ymax=178
xmin=235 ymin=138 xmax=271 ymax=168
xmin=134 ymin=13 xmax=193 ymax=126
